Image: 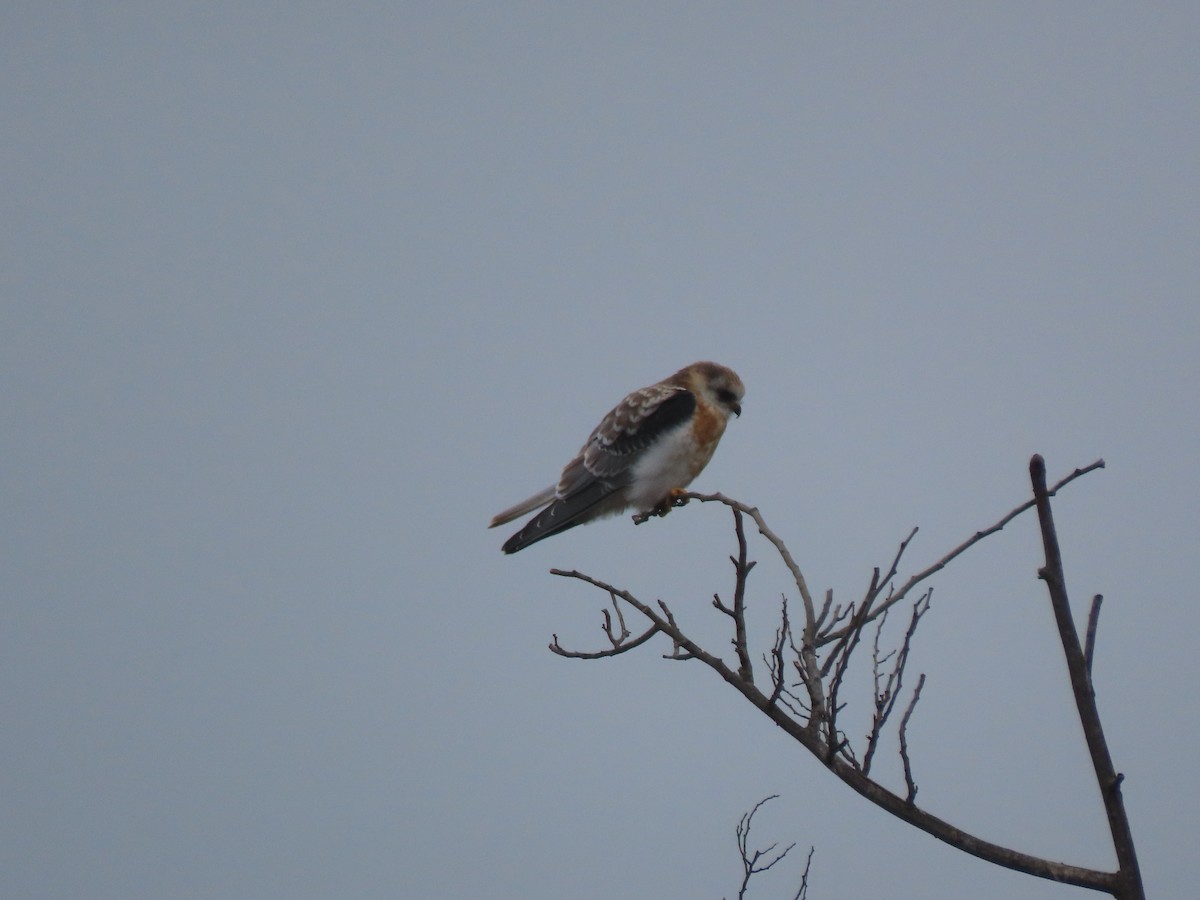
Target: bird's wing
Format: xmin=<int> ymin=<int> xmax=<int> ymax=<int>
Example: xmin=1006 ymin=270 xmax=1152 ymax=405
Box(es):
xmin=556 ymin=385 xmax=696 ymax=496
xmin=500 ymin=387 xmax=696 ymax=553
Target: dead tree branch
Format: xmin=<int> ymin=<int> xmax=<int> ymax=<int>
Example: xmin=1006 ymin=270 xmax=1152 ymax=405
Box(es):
xmin=1084 ymin=594 xmax=1104 ymax=679
xmin=809 ymin=458 xmax=1107 ymax=647
xmin=549 ymin=585 xmax=660 ymax=659
xmin=549 ymin=457 xmax=1136 ymax=895
xmin=863 ymin=591 xmax=931 ymax=777
xmin=793 ymin=845 xmax=814 ymax=900
xmin=899 ymin=673 xmax=925 ymax=805
xmin=711 ymin=505 xmax=755 ymax=682
xmin=1030 ymin=456 xmax=1143 ymax=899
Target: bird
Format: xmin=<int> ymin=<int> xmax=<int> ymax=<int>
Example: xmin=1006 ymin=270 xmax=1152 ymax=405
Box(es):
xmin=490 ymin=361 xmax=745 ymax=553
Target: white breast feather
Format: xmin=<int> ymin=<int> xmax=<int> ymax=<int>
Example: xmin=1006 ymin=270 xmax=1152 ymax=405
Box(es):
xmin=625 ymin=422 xmax=699 ymax=511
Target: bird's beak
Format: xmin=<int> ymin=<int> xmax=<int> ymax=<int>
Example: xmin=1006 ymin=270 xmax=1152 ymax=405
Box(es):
xmin=730 ymin=402 xmax=742 ymax=417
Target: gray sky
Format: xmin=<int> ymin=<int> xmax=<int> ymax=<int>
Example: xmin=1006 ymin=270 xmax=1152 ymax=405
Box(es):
xmin=3 ymin=3 xmax=1197 ymax=898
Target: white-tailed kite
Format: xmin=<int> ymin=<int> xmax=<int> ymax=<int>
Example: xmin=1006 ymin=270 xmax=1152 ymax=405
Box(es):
xmin=491 ymin=361 xmax=744 ymax=553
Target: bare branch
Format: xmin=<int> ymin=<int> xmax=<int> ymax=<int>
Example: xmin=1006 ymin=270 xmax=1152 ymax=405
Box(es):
xmin=657 ymin=600 xmax=696 ymax=660
xmin=813 ymin=588 xmax=834 ymax=634
xmin=864 ymin=591 xmax=932 ymax=776
xmin=556 ymin=553 xmax=1121 ymax=890
xmin=1030 ymin=456 xmax=1143 ymax=899
xmin=549 ymin=625 xmax=660 ymax=659
xmin=548 ymin=583 xmax=662 ymax=658
xmin=819 ymin=597 xmax=851 ymax=637
xmin=862 ymin=608 xmax=893 ymax=776
xmin=685 ymin=492 xmax=818 ymax=628
xmin=816 ymin=459 xmax=1106 ymax=646
xmin=549 ymin=569 xmax=755 ymax=699
xmin=1085 ymin=594 xmax=1104 ymax=679
xmin=823 ymin=599 xmax=870 ymax=764
xmin=867 ymin=526 xmax=919 ymax=612
xmin=767 ymin=594 xmax=792 ymax=707
xmin=793 ymin=845 xmax=815 ymax=900
xmin=728 ymin=506 xmax=755 ymax=682
xmin=733 ymin=795 xmax=798 ymax=900
xmin=604 ymin=594 xmax=629 ymax=643
xmin=550 ymin=460 xmax=1125 ymax=895
xmin=899 ymin=673 xmax=925 ymax=804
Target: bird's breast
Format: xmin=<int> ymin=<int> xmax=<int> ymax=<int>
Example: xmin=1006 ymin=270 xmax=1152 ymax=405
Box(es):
xmin=625 ymin=411 xmax=727 ymax=510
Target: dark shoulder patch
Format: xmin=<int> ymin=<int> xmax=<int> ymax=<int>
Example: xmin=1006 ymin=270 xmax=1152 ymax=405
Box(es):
xmin=608 ymin=390 xmax=695 ymax=456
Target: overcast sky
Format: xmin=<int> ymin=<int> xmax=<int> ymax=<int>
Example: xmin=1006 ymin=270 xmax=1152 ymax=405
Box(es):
xmin=3 ymin=3 xmax=1197 ymax=898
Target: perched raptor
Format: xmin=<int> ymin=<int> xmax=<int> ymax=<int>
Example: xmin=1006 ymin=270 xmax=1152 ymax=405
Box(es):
xmin=490 ymin=361 xmax=745 ymax=553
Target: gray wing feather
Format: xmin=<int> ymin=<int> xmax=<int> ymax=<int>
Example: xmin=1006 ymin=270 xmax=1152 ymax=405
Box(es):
xmin=489 ymin=484 xmax=556 ymax=528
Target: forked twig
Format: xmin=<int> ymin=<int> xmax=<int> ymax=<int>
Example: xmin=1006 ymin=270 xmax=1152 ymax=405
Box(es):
xmin=731 ymin=795 xmax=801 ymax=900
xmin=549 ymin=586 xmax=660 ymax=659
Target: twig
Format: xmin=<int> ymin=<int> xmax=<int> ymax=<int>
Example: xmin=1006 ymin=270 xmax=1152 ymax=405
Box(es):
xmin=899 ymin=673 xmax=925 ymax=804
xmin=725 ymin=506 xmax=755 ymax=682
xmin=860 ymin=526 xmax=919 ymax=618
xmin=793 ymin=845 xmax=815 ymax=900
xmin=813 ymin=589 xmax=834 ymax=635
xmin=813 ymin=459 xmax=1106 ymax=646
xmin=823 ymin=598 xmax=872 ymax=763
xmin=863 ymin=589 xmax=931 ymax=776
xmin=734 ymin=795 xmax=797 ymax=900
xmin=548 ymin=586 xmax=661 ymax=658
xmin=549 ymin=625 xmax=660 ymax=659
xmin=1085 ymin=594 xmax=1104 ymax=679
xmin=767 ymin=594 xmax=791 ymax=706
xmin=685 ymin=492 xmax=818 ymax=627
xmin=863 ymin=608 xmax=892 ymax=776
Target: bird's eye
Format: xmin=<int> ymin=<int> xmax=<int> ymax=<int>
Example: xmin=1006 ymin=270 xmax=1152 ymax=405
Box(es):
xmin=717 ymin=388 xmax=738 ymax=406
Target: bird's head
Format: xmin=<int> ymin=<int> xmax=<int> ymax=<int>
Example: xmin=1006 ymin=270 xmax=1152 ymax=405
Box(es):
xmin=685 ymin=361 xmax=745 ymax=418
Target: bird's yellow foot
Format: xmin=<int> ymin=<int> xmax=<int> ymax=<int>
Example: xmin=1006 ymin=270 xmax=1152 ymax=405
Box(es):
xmin=665 ymin=487 xmax=690 ymax=509
xmin=633 ymin=488 xmax=690 ymax=524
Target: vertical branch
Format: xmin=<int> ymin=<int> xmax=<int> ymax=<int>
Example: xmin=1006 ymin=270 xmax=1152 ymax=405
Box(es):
xmin=730 ymin=506 xmax=754 ymax=682
xmin=822 ymin=597 xmax=875 ymax=764
xmin=862 ymin=609 xmax=892 ymax=776
xmin=793 ymin=845 xmax=814 ymax=900
xmin=768 ymin=594 xmax=791 ymax=707
xmin=712 ymin=506 xmax=756 ymax=682
xmin=899 ymin=673 xmax=925 ymax=804
xmin=1029 ymin=455 xmax=1144 ymax=900
xmin=1084 ymin=594 xmax=1104 ymax=679
xmin=863 ymin=591 xmax=931 ymax=777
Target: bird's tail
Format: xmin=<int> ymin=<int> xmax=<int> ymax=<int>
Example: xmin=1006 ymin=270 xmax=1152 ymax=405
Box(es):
xmin=499 ymin=481 xmax=614 ymax=553
xmin=489 ymin=485 xmax=557 ymax=529
xmin=499 ymin=497 xmax=582 ymax=553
